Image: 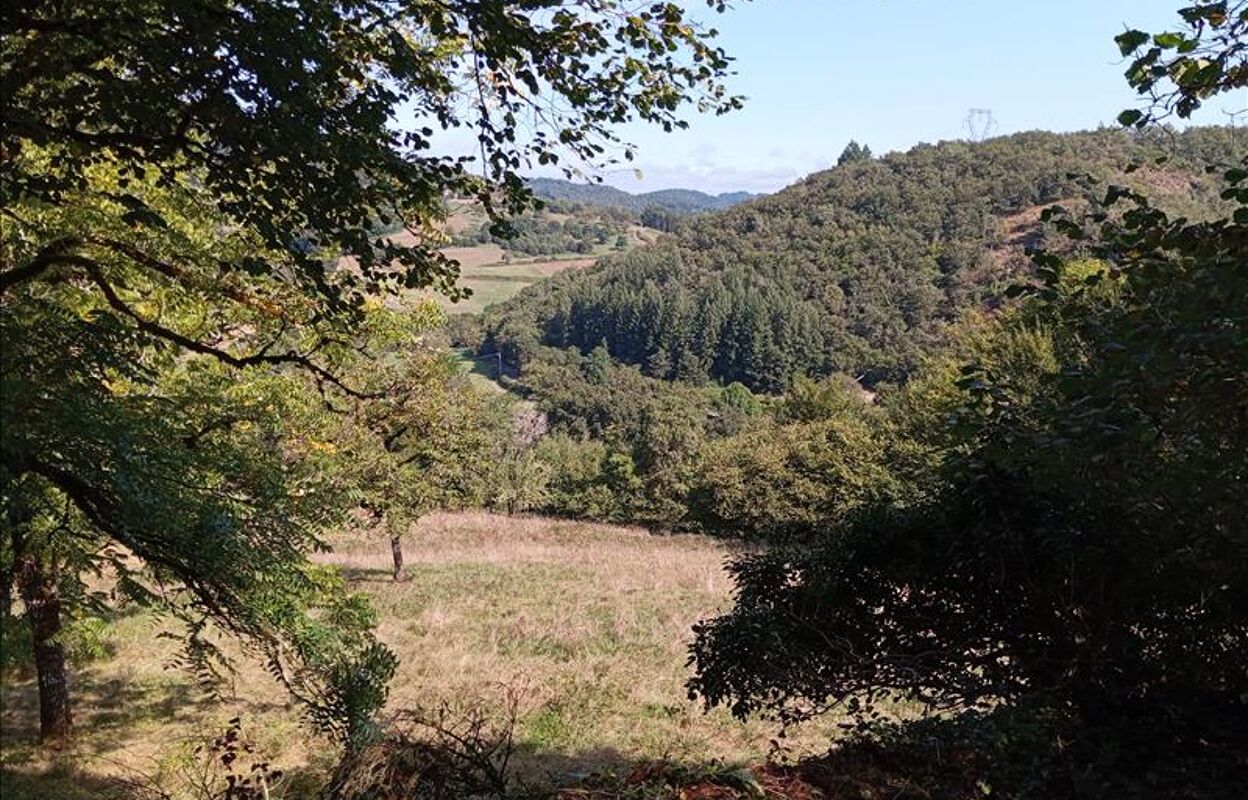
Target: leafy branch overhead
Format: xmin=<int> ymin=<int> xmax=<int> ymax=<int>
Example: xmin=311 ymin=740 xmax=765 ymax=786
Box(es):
xmin=1115 ymin=0 xmax=1247 ymax=125
xmin=2 ymin=0 xmax=745 ymax=316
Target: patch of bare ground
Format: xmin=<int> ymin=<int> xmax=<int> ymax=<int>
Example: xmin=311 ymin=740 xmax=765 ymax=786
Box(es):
xmin=441 ymin=243 xmax=509 ymax=268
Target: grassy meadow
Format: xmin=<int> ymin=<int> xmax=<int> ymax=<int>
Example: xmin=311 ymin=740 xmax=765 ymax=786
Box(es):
xmin=431 ymin=247 xmax=597 ymax=316
xmin=390 ymin=201 xmax=658 ymax=317
xmin=0 ymin=513 xmax=843 ymax=799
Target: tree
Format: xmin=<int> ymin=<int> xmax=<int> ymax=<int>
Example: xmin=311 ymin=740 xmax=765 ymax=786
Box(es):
xmin=482 ymin=128 xmax=1238 ymax=394
xmin=3 ymin=0 xmax=744 ymax=307
xmin=488 ymin=407 xmax=552 ymax=516
xmin=836 ymin=140 xmax=873 ymax=165
xmin=641 ymin=206 xmax=682 ymax=232
xmin=1 ymin=159 xmax=398 ymax=744
xmin=689 ymin=413 xmax=895 ymax=542
xmin=2 ymin=0 xmax=747 ymax=744
xmin=327 ymin=307 xmax=497 ymax=581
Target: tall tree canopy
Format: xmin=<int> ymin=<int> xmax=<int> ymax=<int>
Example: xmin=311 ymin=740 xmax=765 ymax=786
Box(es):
xmin=2 ymin=0 xmax=743 ymax=308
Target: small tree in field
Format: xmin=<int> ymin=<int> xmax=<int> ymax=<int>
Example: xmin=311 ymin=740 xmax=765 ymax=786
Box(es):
xmin=329 ymin=307 xmax=498 ymax=581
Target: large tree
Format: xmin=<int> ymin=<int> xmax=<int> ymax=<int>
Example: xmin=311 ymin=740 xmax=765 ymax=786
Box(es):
xmin=1 ymin=0 xmax=744 ymax=744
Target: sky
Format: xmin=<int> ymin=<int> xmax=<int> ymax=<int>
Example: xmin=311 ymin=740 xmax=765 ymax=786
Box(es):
xmin=435 ymin=1 xmax=1248 ymax=195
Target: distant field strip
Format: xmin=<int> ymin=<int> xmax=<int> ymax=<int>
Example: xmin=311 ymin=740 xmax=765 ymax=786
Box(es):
xmin=428 ymin=252 xmax=597 ymax=314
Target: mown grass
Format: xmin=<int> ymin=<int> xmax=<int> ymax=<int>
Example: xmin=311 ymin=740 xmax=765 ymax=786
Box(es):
xmin=1 ymin=512 xmax=846 ymax=799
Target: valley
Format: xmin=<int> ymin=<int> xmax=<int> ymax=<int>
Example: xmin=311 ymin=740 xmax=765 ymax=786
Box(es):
xmin=4 ymin=3 xmax=1245 ymax=799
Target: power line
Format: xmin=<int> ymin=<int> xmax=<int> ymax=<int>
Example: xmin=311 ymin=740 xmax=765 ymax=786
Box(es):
xmin=964 ymin=108 xmax=997 ymax=142
xmin=1224 ymin=106 xmax=1248 ymax=149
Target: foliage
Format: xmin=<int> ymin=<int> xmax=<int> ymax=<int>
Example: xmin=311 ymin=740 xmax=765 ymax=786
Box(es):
xmin=836 ymin=140 xmax=873 ymax=165
xmin=3 ymin=0 xmax=745 ymax=310
xmin=3 ymin=0 xmax=751 ymax=745
xmin=1115 ymin=0 xmax=1248 ymax=126
xmin=688 ymin=412 xmax=895 ymax=542
xmin=513 ymin=351 xmax=716 ymax=528
xmin=454 ymin=208 xmax=625 ymax=257
xmin=639 ymin=206 xmax=683 ymax=232
xmin=0 ymin=157 xmax=400 ymax=741
xmin=535 ymin=435 xmax=641 ymax=523
xmin=482 ymin=128 xmax=1237 ymax=391
xmin=483 ymin=407 xmax=554 ymax=516
xmin=325 ymin=305 xmax=502 ymax=539
xmin=689 ymin=173 xmax=1248 ymax=724
xmin=690 ymin=139 xmax=1247 ymax=800
xmin=681 ymin=5 xmax=1248 ymax=793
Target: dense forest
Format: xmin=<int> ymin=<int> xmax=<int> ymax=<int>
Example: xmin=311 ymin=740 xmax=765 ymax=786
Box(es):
xmin=479 ymin=128 xmax=1237 ymax=390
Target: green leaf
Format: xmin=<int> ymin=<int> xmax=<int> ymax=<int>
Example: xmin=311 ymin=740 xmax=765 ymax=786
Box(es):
xmin=1117 ymin=109 xmax=1144 ymax=127
xmin=1115 ymin=29 xmax=1150 ymax=56
xmin=1153 ymin=32 xmax=1186 ymax=49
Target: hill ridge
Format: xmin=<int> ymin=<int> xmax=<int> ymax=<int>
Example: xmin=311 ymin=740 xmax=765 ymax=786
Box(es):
xmin=526 ymin=176 xmax=760 ymax=215
xmin=480 ymin=127 xmax=1236 ymax=393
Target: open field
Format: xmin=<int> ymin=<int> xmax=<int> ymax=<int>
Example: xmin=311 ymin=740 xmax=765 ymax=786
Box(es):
xmin=428 ymin=247 xmax=599 ymax=315
xmin=1 ymin=513 xmax=845 ymax=799
xmin=380 ymin=203 xmax=657 ymax=316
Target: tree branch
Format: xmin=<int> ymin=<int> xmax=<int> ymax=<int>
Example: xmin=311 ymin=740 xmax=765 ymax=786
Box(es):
xmin=84 ymin=263 xmax=381 ymax=399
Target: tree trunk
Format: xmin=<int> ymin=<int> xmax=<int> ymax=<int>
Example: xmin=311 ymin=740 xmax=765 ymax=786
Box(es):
xmin=16 ymin=553 xmax=72 ymax=744
xmin=390 ymin=534 xmax=405 ymax=582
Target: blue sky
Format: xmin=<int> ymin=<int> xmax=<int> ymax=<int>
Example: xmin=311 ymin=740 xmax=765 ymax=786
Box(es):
xmin=431 ymin=1 xmax=1247 ymax=194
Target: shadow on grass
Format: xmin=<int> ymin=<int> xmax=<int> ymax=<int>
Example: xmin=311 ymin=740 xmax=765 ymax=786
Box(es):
xmin=2 ymin=673 xmax=207 ymax=759
xmin=1 ymin=764 xmax=128 ymax=800
xmin=507 ymin=743 xmax=633 ymax=786
xmin=336 ymin=565 xmax=398 ymax=584
xmin=1 ymin=759 xmax=331 ymax=800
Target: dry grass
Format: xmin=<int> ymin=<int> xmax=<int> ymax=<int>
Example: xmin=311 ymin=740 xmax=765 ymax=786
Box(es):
xmin=1 ymin=513 xmax=844 ymax=799
xmin=422 ymin=248 xmax=598 ymax=314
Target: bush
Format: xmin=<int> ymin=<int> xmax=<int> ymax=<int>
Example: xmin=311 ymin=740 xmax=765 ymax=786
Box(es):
xmin=688 ymin=415 xmax=894 ymax=541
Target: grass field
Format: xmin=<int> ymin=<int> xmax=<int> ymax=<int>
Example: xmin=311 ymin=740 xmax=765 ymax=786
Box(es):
xmin=378 ymin=203 xmax=657 ymax=316
xmin=0 ymin=513 xmax=845 ymax=799
xmin=429 ymin=250 xmax=598 ymax=315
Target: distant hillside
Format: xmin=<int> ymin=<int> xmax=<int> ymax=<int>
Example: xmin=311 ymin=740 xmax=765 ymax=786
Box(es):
xmin=484 ymin=128 xmax=1236 ymax=392
xmin=527 ymin=177 xmax=759 ymax=215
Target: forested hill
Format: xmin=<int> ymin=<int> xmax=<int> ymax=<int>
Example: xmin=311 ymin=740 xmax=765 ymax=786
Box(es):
xmin=486 ymin=128 xmax=1236 ymax=391
xmin=526 ymin=177 xmax=759 ymax=214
